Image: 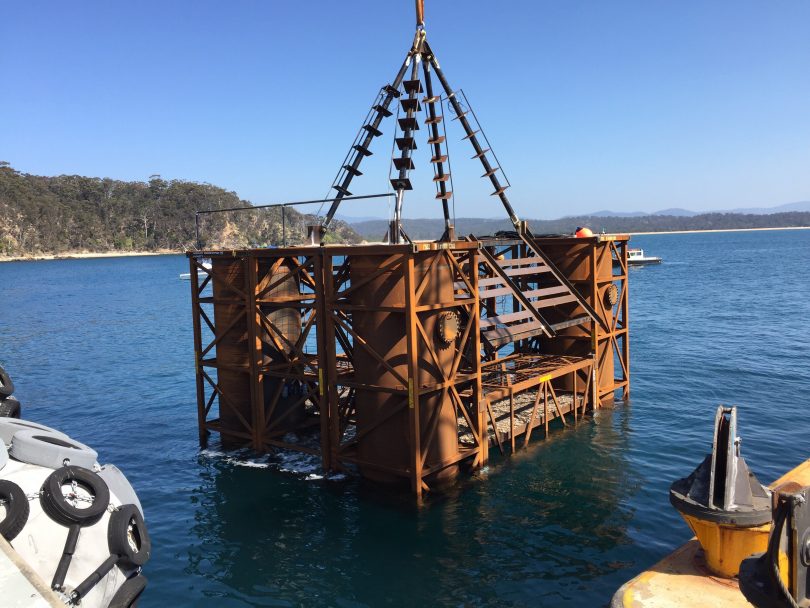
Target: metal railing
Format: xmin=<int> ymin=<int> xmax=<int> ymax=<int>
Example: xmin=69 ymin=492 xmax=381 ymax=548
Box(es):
xmin=193 ymin=193 xmax=394 ymax=250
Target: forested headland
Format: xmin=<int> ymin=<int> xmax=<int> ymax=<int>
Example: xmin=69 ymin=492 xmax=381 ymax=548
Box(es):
xmin=0 ymin=162 xmax=360 ymax=257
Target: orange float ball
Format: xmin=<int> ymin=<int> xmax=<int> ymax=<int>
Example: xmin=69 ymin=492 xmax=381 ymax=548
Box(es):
xmin=574 ymin=227 xmax=593 ymax=238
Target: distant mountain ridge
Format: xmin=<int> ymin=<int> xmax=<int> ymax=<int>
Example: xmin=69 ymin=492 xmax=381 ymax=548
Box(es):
xmin=726 ymin=201 xmax=810 ymax=214
xmin=350 ymin=211 xmax=810 ymax=241
xmin=342 ymin=201 xmax=810 ymax=225
xmin=585 ymin=201 xmax=810 ymax=218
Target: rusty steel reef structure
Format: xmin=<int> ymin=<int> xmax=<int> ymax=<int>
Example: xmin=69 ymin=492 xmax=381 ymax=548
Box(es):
xmin=188 ymin=1 xmax=630 ymax=497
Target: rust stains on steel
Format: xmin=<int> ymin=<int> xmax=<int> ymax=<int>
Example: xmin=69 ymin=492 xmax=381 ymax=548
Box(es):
xmin=186 ymin=0 xmax=631 ymax=497
xmin=187 ymin=234 xmax=630 ymax=497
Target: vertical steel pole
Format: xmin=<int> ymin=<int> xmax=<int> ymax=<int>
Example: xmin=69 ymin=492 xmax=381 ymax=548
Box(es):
xmin=322 ymin=51 xmax=414 ymax=230
xmin=190 ymin=257 xmax=207 ymax=447
xmin=404 ymin=253 xmax=423 ymax=497
xmin=424 ymin=40 xmax=521 ymax=228
xmin=621 ymin=240 xmax=631 ymax=400
xmin=245 ymin=254 xmax=264 ymax=450
xmin=470 ymin=249 xmax=486 ymax=467
xmin=314 ymin=252 xmax=332 ymax=471
xmin=421 ymin=60 xmax=452 ymax=234
xmin=590 ymin=243 xmax=601 ymax=408
xmin=573 ymin=371 xmax=578 ymax=424
xmin=392 ymin=52 xmax=422 ymax=243
xmin=509 ymin=388 xmax=515 ymax=453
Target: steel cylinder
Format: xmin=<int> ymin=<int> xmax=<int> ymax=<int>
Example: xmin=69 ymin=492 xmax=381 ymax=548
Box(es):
xmin=350 ymin=252 xmax=459 ymax=485
xmin=211 ymin=257 xmax=304 ymax=447
xmin=257 ymin=259 xmax=304 ymax=431
xmin=540 ymin=240 xmax=616 ymax=397
xmin=211 ymin=258 xmax=251 ymax=446
xmin=539 ymin=238 xmax=611 ymax=282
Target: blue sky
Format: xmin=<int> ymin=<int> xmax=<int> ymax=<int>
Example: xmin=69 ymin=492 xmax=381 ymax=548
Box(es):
xmin=2 ymin=1 xmax=808 ymax=220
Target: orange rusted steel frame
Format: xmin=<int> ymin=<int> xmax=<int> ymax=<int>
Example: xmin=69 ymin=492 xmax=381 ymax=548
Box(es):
xmin=415 ymin=0 xmax=424 ymax=27
xmin=587 ymin=236 xmax=630 ymax=402
xmin=190 ymin=254 xmax=253 ymax=446
xmin=188 ymin=249 xmax=325 ymax=455
xmin=481 ymin=355 xmax=592 ymax=402
xmin=481 ymin=354 xmax=593 ymax=449
xmin=321 ymin=245 xmax=483 ymax=498
xmin=601 ymin=235 xmax=630 ymax=401
xmin=189 ymin=255 xmax=255 ymax=446
xmin=324 ymin=243 xmax=487 ymax=496
xmin=523 ymin=234 xmax=631 ymax=403
xmin=189 ymin=257 xmax=209 ymax=447
xmin=187 ymin=234 xmax=627 ymax=495
xmin=613 ymin=239 xmax=630 ymax=400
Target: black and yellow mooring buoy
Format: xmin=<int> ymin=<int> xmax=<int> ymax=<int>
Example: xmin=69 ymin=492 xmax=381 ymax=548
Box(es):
xmin=669 ymin=406 xmax=772 ymax=578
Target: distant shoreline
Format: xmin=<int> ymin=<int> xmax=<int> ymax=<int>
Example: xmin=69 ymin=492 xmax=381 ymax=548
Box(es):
xmin=629 ymin=226 xmax=810 ymax=236
xmin=1 ymin=225 xmax=808 ymax=262
xmin=0 ymin=249 xmax=180 ymax=263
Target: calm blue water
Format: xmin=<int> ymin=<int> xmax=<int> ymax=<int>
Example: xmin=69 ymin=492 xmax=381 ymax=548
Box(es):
xmin=1 ymin=229 xmax=808 ymax=607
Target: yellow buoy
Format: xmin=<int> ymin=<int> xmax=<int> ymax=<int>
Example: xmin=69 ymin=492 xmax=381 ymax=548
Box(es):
xmin=669 ymin=407 xmax=772 ymax=578
xmin=680 ymin=513 xmax=771 ymax=578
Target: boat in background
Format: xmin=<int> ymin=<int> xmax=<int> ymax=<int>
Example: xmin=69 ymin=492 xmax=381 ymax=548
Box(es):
xmin=180 ymin=260 xmax=211 ymax=280
xmin=628 ymin=248 xmax=662 ymax=265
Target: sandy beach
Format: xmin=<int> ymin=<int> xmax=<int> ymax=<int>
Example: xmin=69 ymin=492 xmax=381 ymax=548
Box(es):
xmin=0 ymin=249 xmax=180 ymax=263
xmin=1 ymin=226 xmax=808 ymax=262
xmin=629 ymin=225 xmax=810 ymax=236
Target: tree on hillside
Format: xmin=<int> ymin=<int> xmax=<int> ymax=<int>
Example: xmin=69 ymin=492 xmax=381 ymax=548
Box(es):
xmin=0 ymin=164 xmax=362 ymax=256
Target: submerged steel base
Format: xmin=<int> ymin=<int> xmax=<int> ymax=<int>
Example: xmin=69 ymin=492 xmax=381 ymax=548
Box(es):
xmin=188 ymin=236 xmax=630 ymax=496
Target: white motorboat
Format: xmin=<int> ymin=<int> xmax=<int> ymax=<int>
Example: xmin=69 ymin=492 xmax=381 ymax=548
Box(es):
xmin=627 ymin=248 xmax=662 ymax=265
xmin=179 ymin=260 xmax=211 ymax=280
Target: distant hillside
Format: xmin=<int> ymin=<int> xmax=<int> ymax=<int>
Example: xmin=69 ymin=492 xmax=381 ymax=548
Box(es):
xmin=588 ymin=210 xmax=647 ymax=218
xmin=345 ymin=202 xmax=810 ymax=227
xmin=586 ymin=201 xmax=810 ymax=218
xmin=726 ymin=201 xmax=810 ymax=215
xmin=653 ymin=208 xmax=698 ymax=217
xmin=352 ymin=212 xmax=810 ymax=241
xmin=0 ymin=163 xmax=360 ymax=256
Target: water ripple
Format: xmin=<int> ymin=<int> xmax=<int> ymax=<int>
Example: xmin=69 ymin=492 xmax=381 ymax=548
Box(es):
xmin=0 ymin=230 xmax=808 ymax=606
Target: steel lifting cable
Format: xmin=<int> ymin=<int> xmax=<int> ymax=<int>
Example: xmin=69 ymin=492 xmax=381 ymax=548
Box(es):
xmin=440 ymin=95 xmax=456 ymax=227
xmin=316 ymin=92 xmax=380 ymax=219
xmin=321 ymin=50 xmax=414 ymax=229
xmin=459 ymin=89 xmax=512 ymax=189
xmin=386 ymin=102 xmax=402 ymax=228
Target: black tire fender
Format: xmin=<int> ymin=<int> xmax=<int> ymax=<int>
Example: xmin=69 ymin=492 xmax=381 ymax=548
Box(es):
xmin=0 ymin=396 xmax=21 ymax=419
xmin=107 ymin=574 xmax=148 ymax=608
xmin=0 ymin=366 xmax=14 ymax=398
xmin=40 ymin=466 xmax=110 ymax=526
xmin=108 ymin=504 xmax=151 ymax=567
xmin=0 ymin=479 xmax=30 ymax=541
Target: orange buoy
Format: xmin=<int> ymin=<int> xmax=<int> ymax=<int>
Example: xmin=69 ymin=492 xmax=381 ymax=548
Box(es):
xmin=574 ymin=226 xmax=593 ymax=238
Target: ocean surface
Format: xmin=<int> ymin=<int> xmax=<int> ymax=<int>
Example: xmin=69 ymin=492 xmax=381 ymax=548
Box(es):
xmin=1 ymin=228 xmax=809 ymax=607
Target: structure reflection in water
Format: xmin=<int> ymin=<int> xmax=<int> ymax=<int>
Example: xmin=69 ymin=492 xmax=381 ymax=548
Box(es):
xmin=185 ymin=404 xmax=641 ymax=607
